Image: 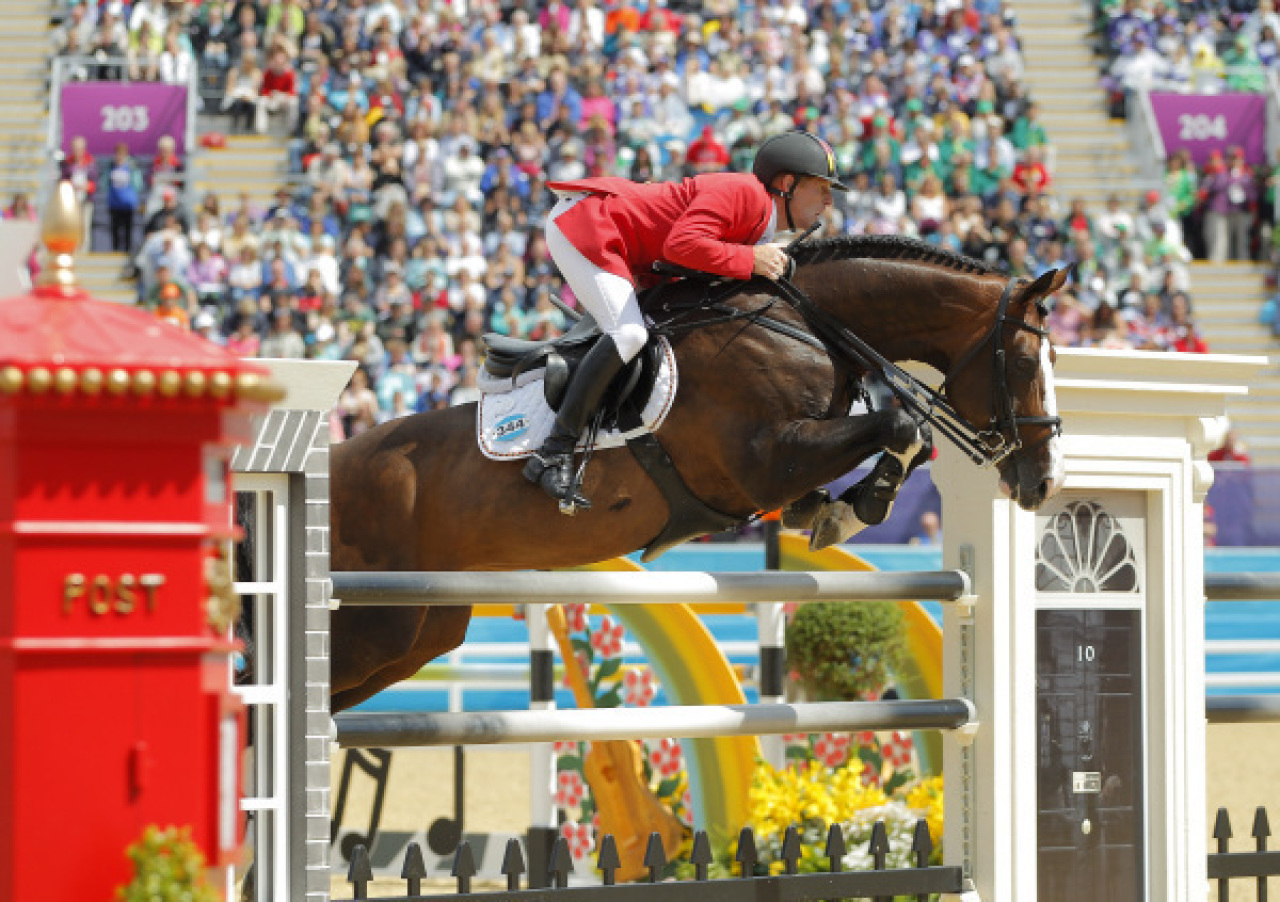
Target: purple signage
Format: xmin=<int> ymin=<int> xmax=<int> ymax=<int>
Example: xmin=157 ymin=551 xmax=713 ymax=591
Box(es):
xmin=60 ymin=82 xmax=187 ymax=158
xmin=1149 ymin=93 xmax=1266 ymax=166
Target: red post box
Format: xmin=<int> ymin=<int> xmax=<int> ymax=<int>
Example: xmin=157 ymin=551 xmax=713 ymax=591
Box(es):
xmin=0 ymin=183 xmax=281 ymax=900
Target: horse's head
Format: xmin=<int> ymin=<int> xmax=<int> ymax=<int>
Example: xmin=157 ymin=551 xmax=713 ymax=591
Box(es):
xmin=944 ymin=266 xmax=1070 ymax=511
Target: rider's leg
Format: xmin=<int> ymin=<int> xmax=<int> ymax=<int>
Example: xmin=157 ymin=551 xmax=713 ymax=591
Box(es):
xmin=524 ymin=199 xmax=648 ymax=508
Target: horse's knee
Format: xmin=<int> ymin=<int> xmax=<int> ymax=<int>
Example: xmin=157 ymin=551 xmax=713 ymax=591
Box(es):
xmin=880 ymin=409 xmax=921 ymax=452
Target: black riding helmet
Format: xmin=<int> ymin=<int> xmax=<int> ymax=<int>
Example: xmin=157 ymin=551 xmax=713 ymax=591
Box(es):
xmin=752 ymin=131 xmax=851 ymax=230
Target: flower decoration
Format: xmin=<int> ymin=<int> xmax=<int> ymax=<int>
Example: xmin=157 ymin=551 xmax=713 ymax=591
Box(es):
xmin=647 ymin=737 xmax=684 ymax=778
xmin=622 ymin=666 xmax=658 ymax=707
xmin=560 ymin=820 xmax=595 ymax=859
xmin=556 ymin=769 xmax=587 ymax=810
xmin=813 ymin=732 xmax=852 ymax=767
xmin=565 ymin=603 xmax=589 ymax=633
xmin=589 ymin=616 xmax=625 ymax=658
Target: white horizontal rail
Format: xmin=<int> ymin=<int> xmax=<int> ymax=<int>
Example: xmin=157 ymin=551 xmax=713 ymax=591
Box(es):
xmin=331 ymin=569 xmax=972 ymax=607
xmin=334 ymin=699 xmax=976 ymax=748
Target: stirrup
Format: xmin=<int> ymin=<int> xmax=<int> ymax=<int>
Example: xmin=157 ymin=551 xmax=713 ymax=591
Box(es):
xmin=524 ymin=451 xmax=593 ymax=515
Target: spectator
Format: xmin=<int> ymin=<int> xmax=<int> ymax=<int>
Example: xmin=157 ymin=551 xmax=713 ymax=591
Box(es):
xmin=257 ymin=48 xmax=299 ymax=134
xmin=105 ymin=143 xmax=142 ymax=254
xmin=1209 ymin=429 xmax=1252 ymax=463
xmin=188 ymin=241 xmax=229 ymax=308
xmin=259 ymin=307 xmax=308 ymax=358
xmin=158 ymin=23 xmax=194 ymax=84
xmin=191 ymin=3 xmax=233 ymax=73
xmin=1201 ymin=146 xmax=1257 ymax=261
xmin=63 ymin=135 xmax=96 ymax=240
xmin=127 ymin=18 xmax=162 ymax=81
xmin=686 ymin=125 xmax=731 ymax=174
xmin=154 ymin=282 xmax=190 ymax=330
xmin=337 ymin=367 xmax=380 ymax=437
xmin=223 ymin=53 xmax=263 ymax=134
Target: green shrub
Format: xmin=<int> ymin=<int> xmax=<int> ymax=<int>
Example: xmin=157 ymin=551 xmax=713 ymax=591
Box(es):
xmin=117 ymin=825 xmax=220 ymax=902
xmin=785 ymin=601 xmax=906 ymax=700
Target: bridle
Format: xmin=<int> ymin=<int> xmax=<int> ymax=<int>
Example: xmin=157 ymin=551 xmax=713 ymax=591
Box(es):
xmin=652 ymin=252 xmax=1062 ymax=468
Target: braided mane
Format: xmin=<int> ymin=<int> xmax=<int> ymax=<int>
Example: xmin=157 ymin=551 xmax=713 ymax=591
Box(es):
xmin=791 ymin=234 xmax=999 ymax=276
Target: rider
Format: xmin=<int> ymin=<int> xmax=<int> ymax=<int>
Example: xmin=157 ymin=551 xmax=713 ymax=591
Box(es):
xmin=524 ymin=130 xmax=849 ymax=510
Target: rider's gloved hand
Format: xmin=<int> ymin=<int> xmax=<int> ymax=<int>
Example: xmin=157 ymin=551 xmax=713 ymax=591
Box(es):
xmin=752 ymin=243 xmax=790 ymax=281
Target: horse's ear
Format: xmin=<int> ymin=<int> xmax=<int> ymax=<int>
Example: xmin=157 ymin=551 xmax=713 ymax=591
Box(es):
xmin=1022 ymin=266 xmax=1072 ymax=304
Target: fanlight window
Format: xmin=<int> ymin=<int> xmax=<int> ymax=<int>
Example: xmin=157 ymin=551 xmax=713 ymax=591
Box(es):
xmin=1036 ymin=500 xmax=1139 ymax=593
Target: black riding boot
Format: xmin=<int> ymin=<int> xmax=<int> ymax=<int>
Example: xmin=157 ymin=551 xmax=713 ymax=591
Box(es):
xmin=523 ymin=336 xmax=627 ymax=513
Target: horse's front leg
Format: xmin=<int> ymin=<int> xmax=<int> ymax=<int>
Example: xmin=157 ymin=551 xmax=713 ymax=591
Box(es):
xmin=804 ymin=426 xmax=933 ymax=550
xmin=770 ymin=410 xmax=929 ymax=549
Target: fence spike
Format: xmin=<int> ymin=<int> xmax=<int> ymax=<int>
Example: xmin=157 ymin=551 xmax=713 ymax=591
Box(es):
xmin=912 ymin=818 xmax=935 ymax=868
xmin=549 ymin=836 xmax=575 ymax=888
xmin=597 ymin=834 xmax=622 ymax=886
xmin=1214 ymin=808 xmax=1234 ymax=846
xmin=736 ymin=827 xmax=759 ymax=877
xmin=403 ymin=842 xmax=428 ymax=896
xmin=870 ymin=820 xmax=890 ymax=869
xmin=450 ymin=841 xmax=476 ymax=894
xmin=690 ymin=831 xmax=713 ymax=883
xmin=780 ymin=826 xmax=801 ymax=875
xmin=643 ymin=831 xmax=668 ymax=883
xmin=501 ymin=837 xmax=526 ymax=891
xmin=1254 ymin=807 xmax=1272 ymax=842
xmin=824 ymin=824 xmax=847 ymax=873
xmin=347 ymin=844 xmax=373 ymax=900
xmin=1256 ymin=807 xmax=1272 ymax=902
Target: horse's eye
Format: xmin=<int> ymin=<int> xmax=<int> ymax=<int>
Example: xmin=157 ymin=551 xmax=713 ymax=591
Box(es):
xmin=1014 ymin=356 xmax=1038 ymax=378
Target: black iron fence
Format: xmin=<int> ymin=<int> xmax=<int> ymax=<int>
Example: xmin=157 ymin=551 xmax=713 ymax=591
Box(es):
xmin=337 ymin=820 xmax=962 ymax=901
xmin=1209 ymin=807 xmax=1280 ymax=901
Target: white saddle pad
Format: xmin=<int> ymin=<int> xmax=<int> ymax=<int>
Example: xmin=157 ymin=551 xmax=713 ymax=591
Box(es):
xmin=476 ymin=336 xmax=679 ymax=461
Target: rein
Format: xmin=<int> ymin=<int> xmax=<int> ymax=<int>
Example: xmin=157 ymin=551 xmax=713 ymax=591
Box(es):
xmin=650 ymin=250 xmax=1061 ymax=468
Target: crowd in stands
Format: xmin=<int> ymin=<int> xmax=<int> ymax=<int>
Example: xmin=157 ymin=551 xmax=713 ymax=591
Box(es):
xmin=1098 ymin=0 xmax=1279 ymax=264
xmin=35 ymin=0 xmax=1227 ymax=439
xmin=1100 ymin=0 xmax=1279 ymax=98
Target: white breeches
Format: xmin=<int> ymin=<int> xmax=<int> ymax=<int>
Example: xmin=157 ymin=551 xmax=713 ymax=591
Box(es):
xmin=545 ymin=194 xmax=649 ymax=363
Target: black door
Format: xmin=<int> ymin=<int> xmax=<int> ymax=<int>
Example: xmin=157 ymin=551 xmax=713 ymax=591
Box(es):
xmin=1037 ymin=609 xmax=1144 ymax=901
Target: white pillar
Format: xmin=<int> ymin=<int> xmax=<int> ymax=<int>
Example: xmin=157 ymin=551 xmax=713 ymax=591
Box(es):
xmin=938 ymin=348 xmax=1264 ymax=901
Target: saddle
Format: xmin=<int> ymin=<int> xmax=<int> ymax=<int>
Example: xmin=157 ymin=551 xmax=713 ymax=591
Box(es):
xmin=479 ymin=273 xmax=742 ymax=560
xmin=481 ymin=311 xmax=660 ymax=426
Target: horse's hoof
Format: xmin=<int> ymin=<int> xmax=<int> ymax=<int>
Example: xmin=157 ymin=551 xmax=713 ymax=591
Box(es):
xmin=782 ymin=489 xmax=830 ymax=530
xmin=809 ymin=501 xmax=868 ymax=551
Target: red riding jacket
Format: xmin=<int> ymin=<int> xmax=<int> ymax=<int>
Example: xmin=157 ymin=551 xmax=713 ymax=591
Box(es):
xmin=546 ymin=172 xmax=774 ymax=285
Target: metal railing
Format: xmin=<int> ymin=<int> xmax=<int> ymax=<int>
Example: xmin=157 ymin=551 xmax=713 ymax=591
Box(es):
xmin=1125 ymin=86 xmax=1166 ymax=182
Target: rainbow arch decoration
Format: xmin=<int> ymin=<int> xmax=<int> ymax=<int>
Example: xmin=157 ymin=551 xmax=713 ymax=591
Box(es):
xmin=577 ymin=532 xmax=944 ymax=847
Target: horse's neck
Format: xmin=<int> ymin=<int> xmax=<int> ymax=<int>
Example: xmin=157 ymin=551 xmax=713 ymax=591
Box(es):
xmin=796 ymin=262 xmax=998 ymax=375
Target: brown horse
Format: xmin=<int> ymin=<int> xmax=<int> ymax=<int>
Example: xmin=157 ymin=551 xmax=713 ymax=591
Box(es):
xmin=329 ymin=236 xmax=1070 ymax=712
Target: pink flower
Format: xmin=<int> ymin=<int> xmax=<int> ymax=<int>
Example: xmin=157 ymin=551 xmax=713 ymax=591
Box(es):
xmin=782 ymin=733 xmax=809 ymax=744
xmin=852 ymin=731 xmax=876 ymax=747
xmin=553 ymin=740 xmax=580 ymax=756
xmin=862 ymin=687 xmax=882 ymax=702
xmin=881 ymin=730 xmax=914 ymax=770
xmin=813 ymin=732 xmax=851 ymax=767
xmin=565 ymin=603 xmax=589 ymax=634
xmin=861 ymin=761 xmax=881 ymax=787
xmin=647 ymin=737 xmax=684 ymax=778
xmin=589 ymin=616 xmax=625 ymax=659
xmin=556 ymin=769 xmax=587 ymax=809
xmin=560 ymin=820 xmax=595 ymax=859
xmin=622 ymin=666 xmax=658 ymax=707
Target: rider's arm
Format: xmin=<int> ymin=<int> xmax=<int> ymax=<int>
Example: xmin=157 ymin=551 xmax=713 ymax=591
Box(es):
xmin=661 ymin=182 xmax=764 ymax=281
